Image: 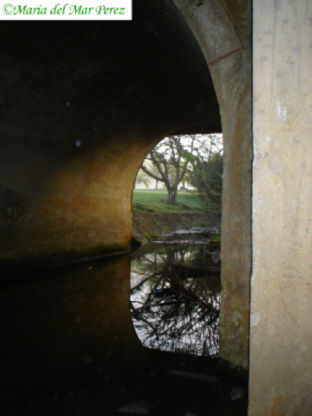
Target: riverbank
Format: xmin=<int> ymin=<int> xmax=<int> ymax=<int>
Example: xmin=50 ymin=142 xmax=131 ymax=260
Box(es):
xmin=133 ymin=190 xmax=208 ymax=213
xmin=132 ymin=211 xmax=220 ymax=244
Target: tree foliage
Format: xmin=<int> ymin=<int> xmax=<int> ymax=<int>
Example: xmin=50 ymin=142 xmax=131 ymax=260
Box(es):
xmin=186 ymin=135 xmax=223 ymax=210
xmin=191 ymin=152 xmax=223 ymax=210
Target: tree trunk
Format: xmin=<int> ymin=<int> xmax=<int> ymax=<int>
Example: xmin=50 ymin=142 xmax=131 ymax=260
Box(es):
xmin=167 ymin=187 xmax=178 ymax=204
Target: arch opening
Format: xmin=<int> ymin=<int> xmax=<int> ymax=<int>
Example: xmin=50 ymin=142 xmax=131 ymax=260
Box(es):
xmin=130 ymin=133 xmax=223 ymax=358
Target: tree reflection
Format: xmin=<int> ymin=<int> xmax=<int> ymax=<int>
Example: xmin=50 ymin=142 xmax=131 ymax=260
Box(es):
xmin=130 ymin=243 xmax=221 ymax=356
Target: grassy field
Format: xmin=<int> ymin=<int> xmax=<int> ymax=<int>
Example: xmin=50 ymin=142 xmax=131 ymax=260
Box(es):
xmin=132 ymin=190 xmax=207 ymax=213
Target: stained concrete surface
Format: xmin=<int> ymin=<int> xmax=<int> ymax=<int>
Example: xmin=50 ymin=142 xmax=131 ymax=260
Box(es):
xmin=249 ymin=1 xmax=312 ymax=414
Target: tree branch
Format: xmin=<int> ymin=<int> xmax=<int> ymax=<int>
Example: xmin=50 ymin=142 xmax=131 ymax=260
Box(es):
xmin=140 ymin=164 xmax=164 ymax=182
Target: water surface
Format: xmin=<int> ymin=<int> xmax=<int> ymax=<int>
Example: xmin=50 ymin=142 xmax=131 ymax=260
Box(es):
xmin=131 ymin=229 xmax=221 ymax=356
xmin=1 ymin=230 xmax=247 ymax=415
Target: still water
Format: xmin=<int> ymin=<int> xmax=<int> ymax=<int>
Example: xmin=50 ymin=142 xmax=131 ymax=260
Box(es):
xmin=130 ymin=233 xmax=221 ymax=356
xmin=1 ymin=230 xmax=247 ymax=415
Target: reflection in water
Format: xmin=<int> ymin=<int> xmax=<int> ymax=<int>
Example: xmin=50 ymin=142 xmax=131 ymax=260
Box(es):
xmin=2 ymin=247 xmax=248 ymax=415
xmin=130 ymin=237 xmax=221 ymax=356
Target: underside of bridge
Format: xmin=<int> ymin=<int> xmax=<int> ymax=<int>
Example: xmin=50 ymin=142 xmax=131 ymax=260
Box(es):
xmin=1 ymin=0 xmax=252 ymax=365
xmin=0 ymin=1 xmax=222 ymax=268
xmin=0 ymin=0 xmax=255 ymax=413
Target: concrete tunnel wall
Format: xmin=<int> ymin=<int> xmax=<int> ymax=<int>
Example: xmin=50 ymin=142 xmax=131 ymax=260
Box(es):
xmin=0 ymin=0 xmax=252 ymax=372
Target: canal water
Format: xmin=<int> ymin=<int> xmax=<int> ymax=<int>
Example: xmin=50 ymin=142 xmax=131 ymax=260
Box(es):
xmin=1 ymin=228 xmax=248 ymax=415
xmin=130 ymin=230 xmax=221 ymax=357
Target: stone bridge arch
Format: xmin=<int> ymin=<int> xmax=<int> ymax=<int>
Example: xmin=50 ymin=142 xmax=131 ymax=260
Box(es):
xmin=0 ymin=0 xmax=251 ymax=373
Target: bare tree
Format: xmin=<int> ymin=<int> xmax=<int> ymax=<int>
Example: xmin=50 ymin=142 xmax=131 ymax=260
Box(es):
xmin=140 ymin=136 xmax=195 ymax=204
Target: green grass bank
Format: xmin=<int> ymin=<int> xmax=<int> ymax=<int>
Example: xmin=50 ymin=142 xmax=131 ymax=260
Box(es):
xmin=132 ymin=190 xmax=207 ymax=213
xmin=132 ymin=190 xmax=220 ymax=244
